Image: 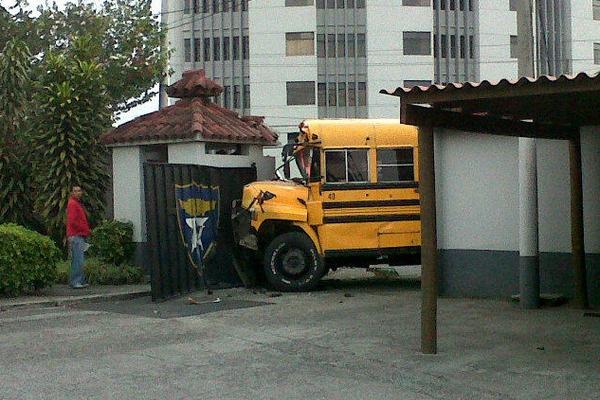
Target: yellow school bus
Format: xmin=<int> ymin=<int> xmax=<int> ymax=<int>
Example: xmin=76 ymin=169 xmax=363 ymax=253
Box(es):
xmin=232 ymin=119 xmax=420 ymax=291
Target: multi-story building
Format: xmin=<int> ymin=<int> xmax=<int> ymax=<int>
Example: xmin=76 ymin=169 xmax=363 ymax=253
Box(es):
xmin=164 ymin=0 xmax=600 ymax=143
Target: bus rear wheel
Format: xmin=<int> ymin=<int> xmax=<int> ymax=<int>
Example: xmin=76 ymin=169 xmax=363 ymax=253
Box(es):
xmin=263 ymin=232 xmax=325 ymax=292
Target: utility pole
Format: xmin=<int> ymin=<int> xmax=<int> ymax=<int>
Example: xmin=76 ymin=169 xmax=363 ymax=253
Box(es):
xmin=158 ymin=0 xmax=169 ymax=110
xmin=516 ymin=0 xmax=540 ymax=309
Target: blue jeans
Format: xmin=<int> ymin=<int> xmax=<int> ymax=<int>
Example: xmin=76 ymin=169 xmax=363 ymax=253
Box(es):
xmin=69 ymin=236 xmax=87 ymax=287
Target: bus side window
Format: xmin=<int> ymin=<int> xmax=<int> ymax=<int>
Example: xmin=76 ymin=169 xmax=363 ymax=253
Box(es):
xmin=309 ymin=148 xmax=321 ymax=181
xmin=377 ymin=148 xmax=415 ymax=182
xmin=325 ymin=149 xmax=369 ymax=183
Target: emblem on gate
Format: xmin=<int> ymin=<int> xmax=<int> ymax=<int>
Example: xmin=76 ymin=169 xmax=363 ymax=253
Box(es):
xmin=175 ymin=182 xmax=220 ymax=268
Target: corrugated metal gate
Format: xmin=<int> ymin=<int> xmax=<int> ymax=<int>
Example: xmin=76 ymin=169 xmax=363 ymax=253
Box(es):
xmin=144 ymin=163 xmax=257 ymax=301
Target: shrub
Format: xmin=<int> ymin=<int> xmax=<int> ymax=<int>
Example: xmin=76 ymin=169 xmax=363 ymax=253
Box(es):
xmin=0 ymin=224 xmax=60 ymax=296
xmin=89 ymin=220 xmax=135 ymax=265
xmin=56 ymin=257 xmax=145 ymax=286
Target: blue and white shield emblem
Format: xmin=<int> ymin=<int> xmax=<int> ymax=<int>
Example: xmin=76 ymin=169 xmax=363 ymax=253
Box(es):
xmin=175 ymin=183 xmax=219 ymax=268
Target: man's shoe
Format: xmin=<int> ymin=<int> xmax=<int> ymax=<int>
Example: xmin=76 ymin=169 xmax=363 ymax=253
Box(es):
xmin=71 ymin=283 xmax=89 ymax=289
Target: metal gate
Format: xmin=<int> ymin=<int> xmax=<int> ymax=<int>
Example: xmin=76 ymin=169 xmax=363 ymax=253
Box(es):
xmin=144 ymin=163 xmax=257 ymax=301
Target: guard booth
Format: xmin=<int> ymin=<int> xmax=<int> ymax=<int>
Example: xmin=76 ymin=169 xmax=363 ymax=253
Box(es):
xmin=100 ymin=70 xmax=279 ymax=301
xmin=144 ymin=163 xmax=256 ymax=301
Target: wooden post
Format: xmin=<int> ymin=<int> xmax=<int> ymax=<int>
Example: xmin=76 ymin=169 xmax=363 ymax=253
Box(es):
xmin=419 ymin=125 xmax=438 ymax=354
xmin=569 ymin=133 xmax=589 ymax=309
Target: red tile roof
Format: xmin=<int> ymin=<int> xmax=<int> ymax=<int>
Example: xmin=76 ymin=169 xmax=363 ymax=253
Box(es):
xmin=101 ymin=70 xmax=278 ymax=146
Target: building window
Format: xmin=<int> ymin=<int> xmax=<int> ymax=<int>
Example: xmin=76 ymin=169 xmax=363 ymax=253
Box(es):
xmin=327 ymin=0 xmax=335 ymax=8
xmin=233 ymin=85 xmax=240 ymax=108
xmin=233 ymin=36 xmax=240 ymax=60
xmin=357 ymin=33 xmax=366 ymax=57
xmin=317 ymin=0 xmax=325 ymax=8
xmin=206 ymin=143 xmax=245 ymax=155
xmin=213 ymin=37 xmax=221 ymax=61
xmin=459 ymin=0 xmax=464 ymax=11
xmin=450 ymin=34 xmax=456 ymax=58
xmin=286 ymin=0 xmax=314 ymax=5
xmin=594 ymin=0 xmax=600 ymax=20
xmin=243 ymin=84 xmax=250 ymax=108
xmin=223 ymin=86 xmax=231 ymax=108
xmin=222 ymin=0 xmax=229 ymax=11
xmin=357 ymin=82 xmax=366 ymax=106
xmin=286 ymin=32 xmax=315 ymax=56
xmin=203 ymin=37 xmax=211 ymax=61
xmin=348 ymin=82 xmax=356 ymax=106
xmin=356 ymin=0 xmax=365 ymax=8
xmin=232 ymin=0 xmax=238 ymax=11
xmin=184 ymin=38 xmax=191 ymax=62
xmin=202 ymin=0 xmax=209 ymax=12
xmin=184 ymin=0 xmax=191 ymax=14
xmin=404 ymin=80 xmax=431 ymax=88
xmin=241 ymin=0 xmax=248 ymax=10
xmin=449 ymin=0 xmax=455 ymax=10
xmin=317 ymin=34 xmax=326 ymax=58
xmin=327 ymin=34 xmax=336 ymax=57
xmin=328 ymin=82 xmax=337 ymax=106
xmin=460 ymin=35 xmax=465 ymax=59
xmin=286 ymin=81 xmax=316 ymax=105
xmin=441 ymin=34 xmax=447 ymax=58
xmin=469 ymin=35 xmax=474 ymax=58
xmin=337 ymin=34 xmax=346 ymax=57
xmin=337 ymin=0 xmax=345 ymax=8
xmin=403 ymin=31 xmax=431 ymax=56
xmin=325 ymin=149 xmax=369 ymax=183
xmin=595 ymin=43 xmax=600 ymax=64
xmin=347 ymin=33 xmax=355 ymax=57
xmin=377 ymin=148 xmax=415 ymax=182
xmin=348 ymin=0 xmax=354 ymax=7
xmin=433 ymin=34 xmax=438 ymax=57
xmin=242 ymin=36 xmax=249 ymax=59
xmin=509 ymin=0 xmax=518 ymax=11
xmin=510 ymin=35 xmax=518 ymax=59
xmin=402 ymin=0 xmax=429 ymax=5
xmin=212 ymin=0 xmax=219 ymax=12
xmin=318 ymin=83 xmax=326 ymax=106
xmin=338 ymin=82 xmax=346 ymax=106
xmin=223 ymin=37 xmax=230 ymax=60
xmin=194 ymin=38 xmax=202 ymax=62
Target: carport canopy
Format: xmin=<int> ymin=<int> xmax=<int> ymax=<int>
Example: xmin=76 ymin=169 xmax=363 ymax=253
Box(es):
xmin=380 ymin=72 xmax=599 ymax=354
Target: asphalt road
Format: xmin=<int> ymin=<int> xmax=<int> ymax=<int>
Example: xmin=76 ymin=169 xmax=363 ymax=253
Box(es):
xmin=1 ymin=270 xmax=598 ymax=400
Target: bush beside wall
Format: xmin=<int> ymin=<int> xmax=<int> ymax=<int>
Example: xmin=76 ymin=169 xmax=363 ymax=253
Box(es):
xmin=0 ymin=224 xmax=59 ymax=296
xmin=89 ymin=220 xmax=135 ymax=265
xmin=56 ymin=258 xmax=145 ymax=285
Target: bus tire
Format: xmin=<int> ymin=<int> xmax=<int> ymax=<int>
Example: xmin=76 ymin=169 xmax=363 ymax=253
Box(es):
xmin=263 ymin=232 xmax=325 ymax=292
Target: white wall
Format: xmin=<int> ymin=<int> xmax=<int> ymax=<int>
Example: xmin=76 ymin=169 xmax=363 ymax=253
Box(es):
xmin=582 ymin=126 xmax=600 ymax=253
xmin=477 ymin=0 xmax=518 ymax=81
xmin=434 ymin=130 xmax=519 ymax=251
xmin=435 ymin=129 xmax=600 ymax=254
xmin=168 ymin=141 xmax=275 ymax=178
xmin=568 ymin=0 xmax=600 ymax=75
xmin=112 ymin=146 xmax=145 ymax=242
xmin=367 ymin=1 xmax=434 ymax=118
xmin=249 ymin=0 xmax=318 ymax=133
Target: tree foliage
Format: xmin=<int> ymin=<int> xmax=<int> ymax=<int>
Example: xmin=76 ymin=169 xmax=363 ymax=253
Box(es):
xmin=30 ymin=39 xmax=112 ymax=243
xmin=0 ymin=39 xmax=34 ymax=226
xmin=32 ymin=0 xmax=169 ymax=113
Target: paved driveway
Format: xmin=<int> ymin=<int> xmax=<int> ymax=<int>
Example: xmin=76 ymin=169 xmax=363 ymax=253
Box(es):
xmin=0 ymin=270 xmax=598 ymax=399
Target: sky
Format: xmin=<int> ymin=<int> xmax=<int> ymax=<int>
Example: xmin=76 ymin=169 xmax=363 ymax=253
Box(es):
xmin=7 ymin=0 xmax=164 ymax=126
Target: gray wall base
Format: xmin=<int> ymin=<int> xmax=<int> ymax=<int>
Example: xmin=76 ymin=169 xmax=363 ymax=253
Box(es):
xmin=438 ymin=249 xmax=600 ymax=308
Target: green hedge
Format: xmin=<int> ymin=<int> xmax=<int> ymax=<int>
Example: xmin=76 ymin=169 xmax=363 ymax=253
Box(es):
xmin=89 ymin=220 xmax=135 ymax=265
xmin=56 ymin=257 xmax=145 ymax=285
xmin=0 ymin=224 xmax=59 ymax=296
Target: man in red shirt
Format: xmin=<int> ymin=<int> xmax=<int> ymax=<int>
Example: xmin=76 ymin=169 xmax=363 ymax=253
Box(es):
xmin=66 ymin=186 xmax=90 ymax=288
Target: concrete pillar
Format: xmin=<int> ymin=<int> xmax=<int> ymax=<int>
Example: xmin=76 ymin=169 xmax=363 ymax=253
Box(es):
xmin=518 ymin=138 xmax=541 ymax=309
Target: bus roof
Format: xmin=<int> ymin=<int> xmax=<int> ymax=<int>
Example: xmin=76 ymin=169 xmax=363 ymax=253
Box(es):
xmin=300 ymin=119 xmax=418 ymax=148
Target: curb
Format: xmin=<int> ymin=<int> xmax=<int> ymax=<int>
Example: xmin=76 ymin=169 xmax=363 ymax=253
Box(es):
xmin=0 ymin=290 xmax=150 ymax=311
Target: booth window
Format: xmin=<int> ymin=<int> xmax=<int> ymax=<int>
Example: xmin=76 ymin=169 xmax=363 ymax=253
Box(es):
xmin=377 ymin=148 xmax=414 ymax=182
xmin=325 ymin=149 xmax=369 ymax=183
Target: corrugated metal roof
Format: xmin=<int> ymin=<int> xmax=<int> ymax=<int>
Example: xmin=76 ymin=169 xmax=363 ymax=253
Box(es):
xmin=380 ymin=71 xmax=600 ymax=98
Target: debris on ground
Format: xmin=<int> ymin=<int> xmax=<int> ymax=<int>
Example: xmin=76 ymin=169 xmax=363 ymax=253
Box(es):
xmin=268 ymin=292 xmax=282 ymax=298
xmin=344 ymin=293 xmax=353 ymax=298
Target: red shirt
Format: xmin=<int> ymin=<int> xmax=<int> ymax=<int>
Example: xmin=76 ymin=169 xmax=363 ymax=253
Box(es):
xmin=66 ymin=197 xmax=90 ymax=237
